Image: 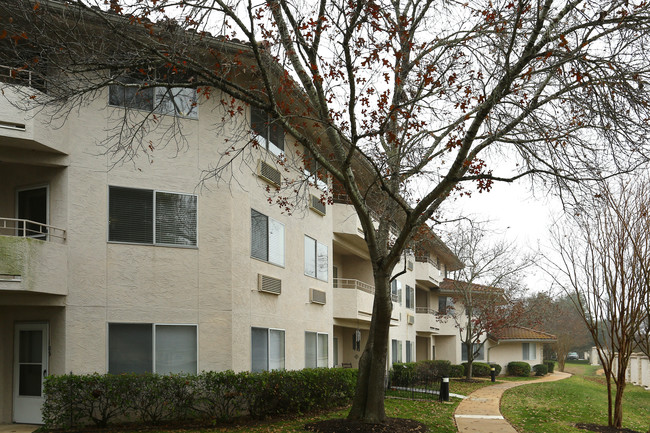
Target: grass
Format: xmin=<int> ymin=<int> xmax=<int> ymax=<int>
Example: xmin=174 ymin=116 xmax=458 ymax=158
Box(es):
xmin=501 ymin=366 xmax=650 ymax=433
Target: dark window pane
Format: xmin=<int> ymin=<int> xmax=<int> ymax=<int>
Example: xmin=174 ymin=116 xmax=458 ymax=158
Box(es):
xmin=17 ymin=187 xmax=48 ymax=239
xmin=251 ymin=327 xmax=268 ymax=372
xmin=19 ymin=330 xmax=42 ymax=363
xmin=19 ymin=365 xmax=41 ymax=396
xmin=155 ymin=325 xmax=197 ymax=374
xmin=155 ymin=192 xmax=197 ymax=246
xmin=251 ymin=107 xmax=268 ymax=139
xmin=109 ymin=187 xmax=153 ymax=244
xmin=251 ymin=210 xmax=268 ymax=261
xmin=108 ymin=323 xmax=153 ymax=374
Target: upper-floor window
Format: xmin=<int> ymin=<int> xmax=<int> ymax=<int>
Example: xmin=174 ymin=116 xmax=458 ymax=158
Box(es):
xmin=304 ymin=236 xmax=328 ymax=281
xmin=405 ymin=285 xmax=415 ymax=309
xmin=438 ymin=295 xmax=453 ymax=314
xmin=251 ymin=209 xmax=285 ymax=266
xmin=109 ymin=74 xmax=198 ymax=119
xmin=108 ymin=186 xmax=197 ymax=247
xmin=251 ymin=107 xmax=284 ymax=156
xmin=391 ymin=280 xmax=402 ymax=305
xmin=303 ymin=148 xmax=328 ymax=191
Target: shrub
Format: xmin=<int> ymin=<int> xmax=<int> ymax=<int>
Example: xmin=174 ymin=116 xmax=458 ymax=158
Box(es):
xmin=461 ymin=362 xmax=493 ymax=377
xmin=533 ymin=364 xmax=548 ymax=376
xmin=415 ymin=360 xmax=451 ymax=380
xmin=43 ymin=368 xmax=358 ymax=428
xmin=390 ymin=363 xmax=417 ymax=387
xmin=507 ymin=361 xmax=531 ymax=377
xmin=491 ymin=363 xmax=502 ymax=375
xmin=545 ymin=360 xmax=555 ymax=373
xmin=449 ymin=364 xmax=465 ymax=378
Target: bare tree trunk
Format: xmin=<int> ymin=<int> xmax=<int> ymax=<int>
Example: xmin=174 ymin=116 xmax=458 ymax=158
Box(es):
xmin=347 ymin=271 xmax=392 ymax=424
xmin=605 ymin=371 xmax=613 ymax=427
xmin=558 ymin=358 xmax=566 ymax=372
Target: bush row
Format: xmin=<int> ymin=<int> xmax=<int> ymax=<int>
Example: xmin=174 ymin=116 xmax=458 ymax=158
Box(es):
xmin=43 ymin=368 xmax=357 ymax=429
xmin=461 ymin=362 xmax=502 ymax=377
xmin=390 ymin=360 xmax=466 ymax=386
xmin=507 ymin=361 xmax=531 ymax=376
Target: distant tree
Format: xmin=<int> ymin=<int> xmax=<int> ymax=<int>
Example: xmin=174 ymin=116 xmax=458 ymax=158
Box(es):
xmin=5 ymin=0 xmax=650 ymax=424
xmin=547 ymin=178 xmax=650 ymax=429
xmin=443 ymin=222 xmax=535 ymax=379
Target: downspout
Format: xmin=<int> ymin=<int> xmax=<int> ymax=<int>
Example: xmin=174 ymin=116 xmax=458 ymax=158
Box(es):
xmin=487 ymin=338 xmax=499 ymax=364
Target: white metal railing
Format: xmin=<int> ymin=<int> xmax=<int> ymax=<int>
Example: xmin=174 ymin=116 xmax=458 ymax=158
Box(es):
xmin=415 ymin=307 xmax=437 ymax=314
xmin=0 ymin=217 xmax=66 ymax=242
xmin=333 ymin=278 xmax=375 ymax=294
xmin=0 ymin=64 xmax=34 ymax=87
xmin=415 ymin=254 xmax=439 ymax=269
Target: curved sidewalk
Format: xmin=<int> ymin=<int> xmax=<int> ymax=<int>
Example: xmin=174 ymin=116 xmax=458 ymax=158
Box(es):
xmin=454 ymin=371 xmax=571 ymax=433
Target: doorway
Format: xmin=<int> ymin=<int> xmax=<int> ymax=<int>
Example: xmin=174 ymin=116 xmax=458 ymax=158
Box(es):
xmin=13 ymin=322 xmax=49 ymax=424
xmin=16 ymin=186 xmax=49 ymax=239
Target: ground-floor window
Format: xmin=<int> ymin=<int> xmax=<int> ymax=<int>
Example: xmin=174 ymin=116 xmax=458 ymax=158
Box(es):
xmin=305 ymin=332 xmax=328 ymax=368
xmin=108 ymin=323 xmax=197 ymax=374
xmin=391 ymin=339 xmax=403 ymax=364
xmin=252 ymin=327 xmax=285 ymax=372
xmin=406 ymin=340 xmax=414 ymax=363
xmin=522 ymin=342 xmax=536 ymax=360
xmin=461 ymin=342 xmax=485 ymax=361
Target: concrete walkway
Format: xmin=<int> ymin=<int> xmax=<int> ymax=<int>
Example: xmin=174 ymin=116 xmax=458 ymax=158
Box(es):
xmin=454 ymin=371 xmax=571 ymax=433
xmin=0 ymin=425 xmax=39 ymax=433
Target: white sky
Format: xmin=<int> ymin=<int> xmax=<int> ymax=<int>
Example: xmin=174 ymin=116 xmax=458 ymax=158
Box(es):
xmin=440 ymin=178 xmax=563 ymax=293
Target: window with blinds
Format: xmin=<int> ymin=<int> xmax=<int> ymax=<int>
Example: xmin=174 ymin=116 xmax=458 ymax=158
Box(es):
xmin=251 ymin=107 xmax=284 ymax=156
xmin=251 ymin=327 xmax=285 ymax=372
xmin=251 ymin=209 xmax=284 ymax=266
xmin=108 ymin=186 xmax=197 ymax=246
xmin=305 ymin=332 xmax=328 ymax=368
xmin=304 ymin=236 xmax=328 ymax=281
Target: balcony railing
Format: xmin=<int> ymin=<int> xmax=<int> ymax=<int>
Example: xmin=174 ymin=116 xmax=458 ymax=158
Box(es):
xmin=0 ymin=64 xmax=47 ymax=92
xmin=415 ymin=307 xmax=437 ymax=314
xmin=0 ymin=217 xmax=66 ymax=242
xmin=415 ymin=255 xmax=439 ymax=269
xmin=333 ymin=278 xmax=375 ymax=294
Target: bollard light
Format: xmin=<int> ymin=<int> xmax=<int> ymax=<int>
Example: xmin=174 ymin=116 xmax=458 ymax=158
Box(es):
xmin=490 ymin=367 xmax=496 ymax=382
xmin=439 ymin=377 xmax=450 ymax=402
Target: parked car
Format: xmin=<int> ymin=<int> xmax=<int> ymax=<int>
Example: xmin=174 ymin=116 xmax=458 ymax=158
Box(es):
xmin=567 ymin=352 xmax=579 ymax=360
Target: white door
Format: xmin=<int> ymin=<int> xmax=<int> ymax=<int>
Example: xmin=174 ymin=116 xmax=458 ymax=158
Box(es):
xmin=13 ymin=323 xmax=49 ymax=424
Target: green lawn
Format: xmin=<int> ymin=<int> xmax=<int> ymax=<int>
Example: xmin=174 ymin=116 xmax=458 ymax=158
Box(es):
xmin=501 ymin=373 xmax=650 ymax=433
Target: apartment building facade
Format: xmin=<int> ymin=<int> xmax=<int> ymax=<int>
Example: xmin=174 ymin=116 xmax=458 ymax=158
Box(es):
xmin=0 ymin=55 xmax=473 ymax=424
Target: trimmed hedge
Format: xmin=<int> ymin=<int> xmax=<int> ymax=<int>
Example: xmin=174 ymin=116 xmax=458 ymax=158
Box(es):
xmin=416 ymin=360 xmax=452 ymax=379
xmin=461 ymin=362 xmax=501 ymax=377
xmin=533 ymin=364 xmax=548 ymax=376
xmin=507 ymin=361 xmax=531 ymax=377
xmin=43 ymin=369 xmax=357 ymax=429
xmin=545 ymin=360 xmax=555 ymax=373
xmin=450 ymin=364 xmax=465 ymax=378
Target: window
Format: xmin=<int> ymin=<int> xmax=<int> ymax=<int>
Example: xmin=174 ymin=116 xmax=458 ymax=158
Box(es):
xmin=438 ymin=296 xmax=448 ymax=314
xmin=251 ymin=209 xmax=285 ymax=266
xmin=303 ymin=148 xmax=328 ymax=191
xmin=405 ymin=285 xmax=414 ymax=309
xmin=251 ymin=107 xmax=284 ymax=156
xmin=406 ymin=340 xmax=414 ymax=363
xmin=305 ymin=332 xmax=328 ymax=368
xmin=108 ymin=323 xmax=197 ymax=374
xmin=391 ymin=339 xmax=402 ymax=364
xmin=461 ymin=343 xmax=485 ymax=361
xmin=304 ymin=236 xmax=328 ymax=281
xmin=108 ymin=186 xmax=197 ymax=246
xmin=522 ymin=342 xmax=536 ymax=360
xmin=109 ymin=76 xmax=198 ymax=118
xmin=251 ymin=327 xmax=285 ymax=372
xmin=391 ymin=280 xmax=402 ymax=304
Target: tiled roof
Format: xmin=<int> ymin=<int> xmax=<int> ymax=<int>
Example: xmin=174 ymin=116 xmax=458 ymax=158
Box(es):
xmin=439 ymin=278 xmax=502 ymax=294
xmin=488 ymin=326 xmax=557 ymax=342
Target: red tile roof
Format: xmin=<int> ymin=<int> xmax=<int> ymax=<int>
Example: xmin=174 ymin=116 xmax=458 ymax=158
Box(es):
xmin=439 ymin=278 xmax=502 ymax=294
xmin=488 ymin=326 xmax=557 ymax=342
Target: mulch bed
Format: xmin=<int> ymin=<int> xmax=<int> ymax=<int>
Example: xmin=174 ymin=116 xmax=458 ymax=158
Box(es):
xmin=305 ymin=418 xmax=428 ymax=433
xmin=575 ymin=423 xmax=643 ymax=433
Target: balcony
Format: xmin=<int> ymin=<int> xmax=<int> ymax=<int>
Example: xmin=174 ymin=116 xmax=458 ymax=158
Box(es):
xmin=0 ymin=218 xmax=68 ymax=295
xmin=414 ymin=255 xmax=443 ymax=288
xmin=333 ymin=278 xmax=399 ymax=324
xmin=415 ymin=307 xmax=441 ymax=333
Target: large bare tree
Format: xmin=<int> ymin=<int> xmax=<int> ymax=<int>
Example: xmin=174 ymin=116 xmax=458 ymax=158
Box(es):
xmin=548 ymin=179 xmax=650 ymax=429
xmin=4 ymin=0 xmax=650 ymax=424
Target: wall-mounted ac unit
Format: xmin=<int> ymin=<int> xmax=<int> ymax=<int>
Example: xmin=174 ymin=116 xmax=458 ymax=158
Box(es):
xmin=407 ymin=315 xmax=415 ymax=325
xmin=257 ymin=274 xmax=282 ymax=295
xmin=258 ymin=160 xmax=281 ymax=187
xmin=309 ymin=194 xmax=326 ymax=216
xmin=309 ymin=288 xmax=327 ymax=305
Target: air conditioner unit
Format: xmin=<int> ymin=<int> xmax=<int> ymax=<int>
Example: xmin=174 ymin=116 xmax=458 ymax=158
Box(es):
xmin=309 ymin=288 xmax=327 ymax=305
xmin=407 ymin=260 xmax=414 ymax=271
xmin=257 ymin=274 xmax=282 ymax=295
xmin=258 ymin=160 xmax=281 ymax=187
xmin=309 ymin=194 xmax=326 ymax=216
xmin=407 ymin=315 xmax=415 ymax=325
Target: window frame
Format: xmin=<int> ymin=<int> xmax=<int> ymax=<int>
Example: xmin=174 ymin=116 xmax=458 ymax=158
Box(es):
xmin=304 ymin=235 xmax=328 ymax=281
xmin=107 ymin=323 xmax=198 ymax=375
xmin=461 ymin=342 xmax=485 ymax=361
xmin=108 ymin=186 xmax=198 ymax=248
xmin=391 ymin=280 xmax=402 ymax=305
xmin=406 ymin=340 xmax=414 ymax=363
xmin=405 ymin=285 xmax=415 ymax=310
xmin=251 ymin=106 xmax=284 ymax=156
xmin=522 ymin=342 xmax=536 ymax=360
xmin=250 ymin=209 xmax=285 ymax=267
xmin=305 ymin=331 xmax=329 ymax=368
xmin=391 ymin=339 xmax=403 ymax=365
xmin=251 ymin=327 xmax=286 ymax=372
